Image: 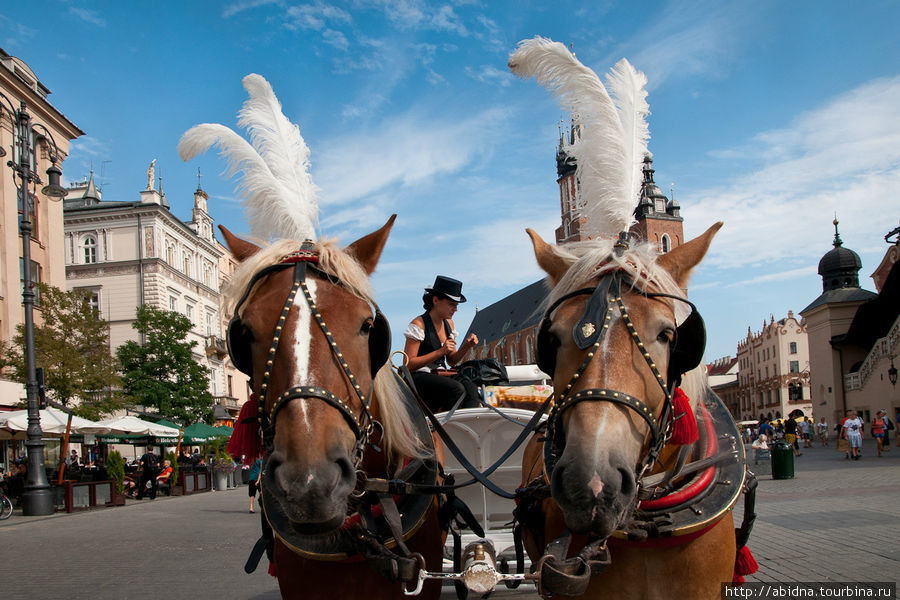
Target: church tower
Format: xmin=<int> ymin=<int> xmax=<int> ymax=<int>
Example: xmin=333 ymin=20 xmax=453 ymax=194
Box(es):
xmin=555 ymin=121 xmax=588 ymax=244
xmin=630 ymin=155 xmax=684 ymax=253
xmin=191 ymin=174 xmax=215 ymax=243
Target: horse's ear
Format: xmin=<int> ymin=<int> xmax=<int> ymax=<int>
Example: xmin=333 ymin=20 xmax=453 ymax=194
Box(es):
xmin=527 ymin=228 xmax=571 ymax=286
xmin=656 ymin=222 xmax=723 ymax=287
xmin=219 ymin=225 xmax=261 ymax=262
xmin=346 ymin=214 xmax=397 ymax=275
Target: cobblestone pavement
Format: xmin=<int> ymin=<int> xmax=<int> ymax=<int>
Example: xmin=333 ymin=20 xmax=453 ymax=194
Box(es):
xmin=1 ymin=438 xmax=897 ymax=599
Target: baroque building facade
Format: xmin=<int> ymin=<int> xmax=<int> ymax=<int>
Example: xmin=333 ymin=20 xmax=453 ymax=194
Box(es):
xmin=63 ymin=171 xmax=250 ymax=416
xmin=0 ymin=49 xmax=83 ymax=408
xmin=735 ymin=312 xmax=811 ymax=421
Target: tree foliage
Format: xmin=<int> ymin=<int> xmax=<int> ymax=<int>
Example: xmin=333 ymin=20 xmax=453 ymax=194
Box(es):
xmin=116 ymin=305 xmax=213 ymax=424
xmin=1 ymin=283 xmax=123 ymax=419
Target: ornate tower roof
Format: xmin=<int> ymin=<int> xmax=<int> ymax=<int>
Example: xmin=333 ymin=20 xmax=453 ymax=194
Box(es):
xmin=818 ymin=218 xmax=863 ymax=292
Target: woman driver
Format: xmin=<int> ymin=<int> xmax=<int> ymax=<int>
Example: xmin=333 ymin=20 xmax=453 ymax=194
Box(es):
xmin=403 ymin=276 xmax=480 ymax=412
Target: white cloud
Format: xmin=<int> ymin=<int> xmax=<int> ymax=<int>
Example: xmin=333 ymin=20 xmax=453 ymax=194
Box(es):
xmin=69 ymin=7 xmax=106 ymax=27
xmin=222 ymin=0 xmax=281 ymax=19
xmin=612 ymin=1 xmax=754 ymax=89
xmin=322 ymin=28 xmax=350 ymax=50
xmin=464 ymin=65 xmax=513 ymax=87
xmin=314 ymin=107 xmax=510 ymax=206
xmin=683 ymin=76 xmax=900 ymax=270
xmin=285 ymin=2 xmax=351 ymax=30
xmin=724 ymin=265 xmax=817 ymax=288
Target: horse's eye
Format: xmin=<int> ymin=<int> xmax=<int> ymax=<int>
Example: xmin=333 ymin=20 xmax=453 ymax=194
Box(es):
xmin=360 ymin=319 xmax=374 ymax=335
xmin=658 ymin=328 xmax=675 ymax=345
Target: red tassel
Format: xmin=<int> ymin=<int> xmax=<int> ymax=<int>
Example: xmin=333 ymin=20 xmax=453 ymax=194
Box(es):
xmin=268 ymin=560 xmax=277 ymax=578
xmin=732 ymin=545 xmax=758 ymax=585
xmin=227 ymin=395 xmax=264 ymax=465
xmin=668 ymin=387 xmax=699 ymax=445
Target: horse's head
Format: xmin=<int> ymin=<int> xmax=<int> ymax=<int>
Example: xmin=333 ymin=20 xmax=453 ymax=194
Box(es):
xmin=528 ymin=223 xmax=721 ymax=537
xmin=223 ymin=216 xmax=397 ymax=534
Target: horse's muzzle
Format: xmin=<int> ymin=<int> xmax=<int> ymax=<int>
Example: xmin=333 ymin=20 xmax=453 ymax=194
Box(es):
xmin=265 ymin=450 xmax=356 ymax=531
xmin=551 ymin=451 xmax=636 ymax=536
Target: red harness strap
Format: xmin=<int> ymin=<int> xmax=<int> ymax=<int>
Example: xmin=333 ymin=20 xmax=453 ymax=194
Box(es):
xmin=638 ymin=400 xmax=716 ymax=511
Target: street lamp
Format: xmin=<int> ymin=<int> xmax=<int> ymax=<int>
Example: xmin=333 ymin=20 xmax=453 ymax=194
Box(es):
xmin=0 ymin=92 xmax=67 ymax=516
xmin=889 ymin=358 xmax=898 ymax=387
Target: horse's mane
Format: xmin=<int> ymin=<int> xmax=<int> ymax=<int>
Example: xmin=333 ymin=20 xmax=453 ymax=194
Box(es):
xmin=224 ymin=237 xmax=425 ymax=467
xmin=540 ymin=236 xmax=708 ymax=408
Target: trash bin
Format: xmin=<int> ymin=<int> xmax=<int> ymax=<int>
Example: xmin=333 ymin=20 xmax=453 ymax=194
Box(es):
xmin=770 ymin=440 xmax=794 ymax=479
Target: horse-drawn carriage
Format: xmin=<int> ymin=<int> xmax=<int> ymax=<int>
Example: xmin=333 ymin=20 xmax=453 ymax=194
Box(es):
xmin=180 ymin=36 xmax=758 ymax=600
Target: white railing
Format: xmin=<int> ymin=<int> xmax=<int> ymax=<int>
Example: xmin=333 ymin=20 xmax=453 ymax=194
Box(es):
xmin=844 ymin=314 xmax=900 ymax=391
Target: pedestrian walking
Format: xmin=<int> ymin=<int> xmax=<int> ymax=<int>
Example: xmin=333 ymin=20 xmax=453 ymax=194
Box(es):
xmin=816 ymin=417 xmax=829 ymax=447
xmin=248 ymin=457 xmax=262 ymax=513
xmin=842 ymin=411 xmax=864 ymax=460
xmin=871 ymin=410 xmax=887 ymax=457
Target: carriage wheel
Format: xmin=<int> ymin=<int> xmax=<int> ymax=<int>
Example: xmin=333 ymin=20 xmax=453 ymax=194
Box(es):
xmin=0 ymin=494 xmax=12 ymax=520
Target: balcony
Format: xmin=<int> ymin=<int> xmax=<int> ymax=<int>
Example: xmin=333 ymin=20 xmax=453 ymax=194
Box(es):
xmin=214 ymin=395 xmax=240 ymax=412
xmin=844 ymin=314 xmax=900 ymax=391
xmin=205 ymin=335 xmax=228 ymax=360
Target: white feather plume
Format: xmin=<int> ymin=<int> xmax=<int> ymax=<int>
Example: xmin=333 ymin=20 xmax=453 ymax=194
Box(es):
xmin=509 ymin=37 xmax=647 ymax=238
xmin=178 ymin=74 xmax=319 ymax=241
xmin=605 ymin=58 xmax=650 ymax=221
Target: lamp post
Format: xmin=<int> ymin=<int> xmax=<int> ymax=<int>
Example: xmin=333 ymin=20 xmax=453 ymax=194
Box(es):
xmin=889 ymin=357 xmax=897 ymax=387
xmin=0 ymin=92 xmax=67 ymax=515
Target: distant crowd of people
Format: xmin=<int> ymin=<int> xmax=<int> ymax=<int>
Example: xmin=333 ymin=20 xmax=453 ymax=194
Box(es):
xmin=747 ymin=409 xmax=896 ymax=463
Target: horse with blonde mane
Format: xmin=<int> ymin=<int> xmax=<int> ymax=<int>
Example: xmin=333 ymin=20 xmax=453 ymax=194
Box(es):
xmin=515 ymin=224 xmax=756 ymax=599
xmin=220 ymin=218 xmax=444 ymax=600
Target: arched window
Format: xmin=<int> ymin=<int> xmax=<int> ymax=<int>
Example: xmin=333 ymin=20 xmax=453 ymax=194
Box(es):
xmin=166 ymin=243 xmax=176 ymax=265
xmin=661 ymin=234 xmax=671 ymax=253
xmin=508 ymin=346 xmax=516 ymax=366
xmin=83 ymin=236 xmax=97 ymax=264
xmin=526 ymin=337 xmax=534 ymax=364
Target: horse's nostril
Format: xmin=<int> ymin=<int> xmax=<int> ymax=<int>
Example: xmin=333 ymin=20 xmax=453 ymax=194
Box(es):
xmin=335 ymin=455 xmax=355 ymax=486
xmin=618 ymin=467 xmax=635 ymax=496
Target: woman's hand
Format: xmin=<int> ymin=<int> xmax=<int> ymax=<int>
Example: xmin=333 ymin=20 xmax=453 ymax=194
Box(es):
xmin=442 ymin=337 xmax=457 ymax=355
xmin=463 ymin=333 xmax=479 ymax=348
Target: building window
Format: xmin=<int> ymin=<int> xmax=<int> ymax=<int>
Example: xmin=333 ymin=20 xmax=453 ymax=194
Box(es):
xmin=789 ymin=342 xmax=797 ymax=354
xmin=227 ymin=375 xmax=233 ymax=396
xmin=83 ymin=236 xmax=97 ymax=264
xmin=789 ymin=361 xmax=800 ymax=373
xmin=526 ymin=337 xmax=534 ymax=364
xmin=18 ymin=188 xmax=38 ymax=241
xmin=169 ymin=296 xmax=177 ymax=311
xmin=186 ymin=303 xmax=194 ymax=324
xmin=661 ymin=234 xmax=671 ymax=253
xmin=209 ymin=368 xmax=217 ymax=396
xmin=19 ymin=259 xmax=42 ymax=305
xmin=788 ymin=383 xmax=803 ymax=402
xmin=206 ymin=312 xmax=215 ymax=337
xmin=166 ymin=243 xmax=176 ymax=265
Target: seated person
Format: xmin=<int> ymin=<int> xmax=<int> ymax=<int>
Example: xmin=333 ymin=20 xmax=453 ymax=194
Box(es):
xmin=403 ymin=276 xmax=480 ymax=413
xmin=156 ymin=460 xmax=174 ymax=494
xmin=123 ymin=474 xmax=137 ymax=497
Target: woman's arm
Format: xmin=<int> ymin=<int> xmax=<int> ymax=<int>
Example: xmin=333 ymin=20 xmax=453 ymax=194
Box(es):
xmin=446 ymin=323 xmax=478 ymax=367
xmin=403 ymin=318 xmax=451 ymax=371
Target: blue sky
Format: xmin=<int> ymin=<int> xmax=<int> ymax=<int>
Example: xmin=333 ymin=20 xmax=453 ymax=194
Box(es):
xmin=3 ymin=1 xmax=899 ymax=362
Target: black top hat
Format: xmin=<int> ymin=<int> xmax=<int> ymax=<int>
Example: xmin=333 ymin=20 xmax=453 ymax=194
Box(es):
xmin=425 ymin=276 xmax=467 ymax=303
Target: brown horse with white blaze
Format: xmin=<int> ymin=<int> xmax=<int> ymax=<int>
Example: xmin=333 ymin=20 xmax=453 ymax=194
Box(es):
xmin=518 ymin=223 xmax=747 ymax=599
xmin=222 ymin=216 xmax=443 ymax=600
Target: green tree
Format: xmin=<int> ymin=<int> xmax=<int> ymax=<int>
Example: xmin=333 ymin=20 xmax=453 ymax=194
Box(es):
xmin=116 ymin=305 xmax=213 ymax=424
xmin=0 ymin=283 xmax=123 ymax=419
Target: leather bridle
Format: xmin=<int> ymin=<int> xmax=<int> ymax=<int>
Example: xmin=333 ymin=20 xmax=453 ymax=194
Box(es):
xmin=538 ymin=270 xmax=705 ymax=483
xmin=227 ymin=242 xmax=388 ymax=465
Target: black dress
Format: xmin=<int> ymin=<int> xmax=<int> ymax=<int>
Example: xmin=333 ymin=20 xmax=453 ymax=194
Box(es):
xmin=409 ymin=313 xmax=480 ymax=413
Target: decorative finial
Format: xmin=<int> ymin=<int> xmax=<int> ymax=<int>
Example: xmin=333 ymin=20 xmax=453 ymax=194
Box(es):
xmin=832 ymin=214 xmax=842 ymax=247
xmin=196 ymin=167 xmax=203 ymax=191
